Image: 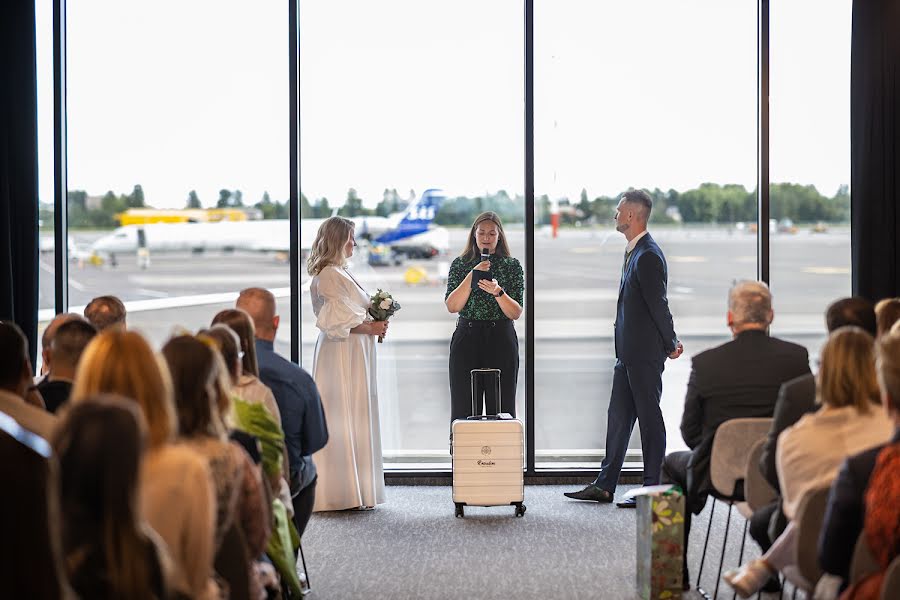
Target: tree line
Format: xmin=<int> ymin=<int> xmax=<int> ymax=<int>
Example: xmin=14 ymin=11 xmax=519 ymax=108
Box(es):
xmin=46 ymin=182 xmax=850 ymax=230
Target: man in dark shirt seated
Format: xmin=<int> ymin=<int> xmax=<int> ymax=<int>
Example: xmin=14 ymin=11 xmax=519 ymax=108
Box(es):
xmin=236 ymin=287 xmax=328 ymax=538
xmin=660 ymin=281 xmax=811 ymax=590
xmin=750 ymin=297 xmax=876 ymax=560
xmin=36 ymin=319 xmax=96 ymax=413
xmin=818 ymin=331 xmax=900 ymax=587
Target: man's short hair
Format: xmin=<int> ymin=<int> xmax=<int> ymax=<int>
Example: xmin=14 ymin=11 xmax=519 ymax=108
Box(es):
xmin=84 ymin=295 xmax=126 ymax=331
xmin=51 ymin=320 xmax=97 ymax=369
xmin=0 ymin=322 xmax=29 ymax=390
xmin=876 ymin=331 xmax=900 ymax=413
xmin=728 ymin=280 xmax=773 ymax=326
xmin=825 ymin=297 xmax=876 ymax=336
xmin=236 ymin=287 xmax=277 ymax=334
xmin=41 ymin=313 xmax=83 ymax=350
xmin=620 ymin=189 xmax=653 ymax=222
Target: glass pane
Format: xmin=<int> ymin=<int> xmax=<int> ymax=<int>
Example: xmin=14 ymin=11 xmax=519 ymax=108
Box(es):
xmin=36 ymin=0 xmax=55 ymax=374
xmin=769 ymin=0 xmax=852 ymax=358
xmin=66 ymin=0 xmax=290 ymax=353
xmin=300 ymin=0 xmax=524 ymax=468
xmin=534 ymin=0 xmax=758 ymax=468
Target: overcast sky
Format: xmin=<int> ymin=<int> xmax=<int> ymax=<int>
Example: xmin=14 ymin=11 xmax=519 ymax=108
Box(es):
xmin=36 ymin=0 xmax=851 ymax=210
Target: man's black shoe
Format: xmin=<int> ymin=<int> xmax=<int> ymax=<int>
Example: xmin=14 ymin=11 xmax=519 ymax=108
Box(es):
xmin=615 ymin=497 xmax=637 ymax=508
xmin=563 ymin=485 xmax=613 ymax=503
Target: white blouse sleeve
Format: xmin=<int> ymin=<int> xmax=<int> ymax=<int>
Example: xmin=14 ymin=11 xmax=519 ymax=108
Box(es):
xmin=315 ymin=267 xmax=367 ymax=340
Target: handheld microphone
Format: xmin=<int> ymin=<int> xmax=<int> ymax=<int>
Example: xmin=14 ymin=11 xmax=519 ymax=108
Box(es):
xmin=480 ymin=247 xmax=489 ymax=261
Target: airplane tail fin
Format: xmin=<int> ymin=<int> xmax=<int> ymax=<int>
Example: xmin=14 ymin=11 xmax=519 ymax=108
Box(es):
xmin=374 ymin=189 xmax=445 ymax=244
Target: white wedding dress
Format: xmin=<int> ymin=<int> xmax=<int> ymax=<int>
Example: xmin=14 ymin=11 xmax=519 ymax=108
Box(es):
xmin=310 ymin=264 xmax=385 ymax=511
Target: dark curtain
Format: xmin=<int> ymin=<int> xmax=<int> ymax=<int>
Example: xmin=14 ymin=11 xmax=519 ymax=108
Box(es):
xmin=851 ymin=0 xmax=900 ymax=301
xmin=0 ymin=1 xmax=40 ymax=365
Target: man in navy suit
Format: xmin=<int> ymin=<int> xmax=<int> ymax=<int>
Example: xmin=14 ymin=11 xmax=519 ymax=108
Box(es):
xmin=565 ymin=189 xmax=682 ymax=507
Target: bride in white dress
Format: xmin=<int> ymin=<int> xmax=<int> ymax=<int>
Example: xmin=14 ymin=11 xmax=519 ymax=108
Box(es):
xmin=308 ymin=216 xmax=389 ymax=511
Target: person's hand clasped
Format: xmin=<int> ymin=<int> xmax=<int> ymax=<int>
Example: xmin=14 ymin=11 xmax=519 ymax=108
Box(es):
xmin=369 ymin=320 xmax=389 ymax=338
xmin=478 ymin=278 xmax=503 ymax=297
xmin=668 ymin=341 xmax=684 ymax=360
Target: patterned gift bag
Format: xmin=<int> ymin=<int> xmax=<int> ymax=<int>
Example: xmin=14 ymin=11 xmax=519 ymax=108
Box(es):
xmin=633 ymin=485 xmax=686 ymax=599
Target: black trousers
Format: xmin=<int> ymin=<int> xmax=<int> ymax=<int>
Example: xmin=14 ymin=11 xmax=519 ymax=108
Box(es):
xmin=449 ymin=318 xmax=518 ymax=422
xmin=292 ymin=476 xmax=317 ymax=539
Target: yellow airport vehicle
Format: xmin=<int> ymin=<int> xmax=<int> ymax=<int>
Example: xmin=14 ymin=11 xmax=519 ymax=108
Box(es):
xmin=116 ymin=208 xmax=250 ymax=225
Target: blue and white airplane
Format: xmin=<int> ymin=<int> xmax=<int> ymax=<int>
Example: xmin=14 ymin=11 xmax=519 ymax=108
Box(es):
xmin=91 ymin=189 xmax=447 ymax=261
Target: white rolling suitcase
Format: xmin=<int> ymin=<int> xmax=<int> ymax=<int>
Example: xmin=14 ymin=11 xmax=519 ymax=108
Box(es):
xmin=451 ymin=368 xmax=526 ymax=518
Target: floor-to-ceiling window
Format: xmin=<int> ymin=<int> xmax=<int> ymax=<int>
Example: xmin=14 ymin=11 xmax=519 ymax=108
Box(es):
xmin=533 ymin=0 xmax=758 ymax=468
xmin=769 ymin=0 xmax=852 ymax=358
xmin=64 ymin=0 xmax=291 ymax=354
xmin=40 ymin=0 xmax=855 ymax=473
xmin=300 ymin=0 xmax=524 ymax=468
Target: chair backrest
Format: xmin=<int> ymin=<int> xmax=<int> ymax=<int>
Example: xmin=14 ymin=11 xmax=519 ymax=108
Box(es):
xmin=710 ymin=417 xmax=773 ymax=498
xmin=793 ymin=485 xmax=831 ymax=587
xmin=744 ymin=438 xmax=778 ymax=511
xmin=881 ymin=556 xmax=900 ymax=600
xmin=850 ymin=533 xmax=880 ymax=584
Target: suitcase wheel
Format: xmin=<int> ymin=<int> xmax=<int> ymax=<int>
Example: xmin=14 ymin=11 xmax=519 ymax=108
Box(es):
xmin=455 ymin=503 xmax=465 ymax=518
xmin=514 ymin=503 xmax=526 ymax=518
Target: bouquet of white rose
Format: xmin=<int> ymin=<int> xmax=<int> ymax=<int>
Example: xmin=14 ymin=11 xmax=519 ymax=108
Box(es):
xmin=368 ymin=289 xmax=401 ymax=343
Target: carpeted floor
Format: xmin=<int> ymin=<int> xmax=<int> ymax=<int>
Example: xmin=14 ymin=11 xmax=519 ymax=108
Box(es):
xmin=302 ymin=485 xmax=781 ymax=600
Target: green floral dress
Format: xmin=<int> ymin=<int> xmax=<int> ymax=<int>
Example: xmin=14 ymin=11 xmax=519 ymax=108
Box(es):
xmin=444 ymin=254 xmax=524 ymax=320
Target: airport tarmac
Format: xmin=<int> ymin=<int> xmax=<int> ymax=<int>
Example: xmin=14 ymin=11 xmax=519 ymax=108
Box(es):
xmin=38 ymin=225 xmax=849 ymax=466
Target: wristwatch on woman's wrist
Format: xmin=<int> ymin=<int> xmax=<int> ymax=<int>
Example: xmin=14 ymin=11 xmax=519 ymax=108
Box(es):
xmin=494 ymin=287 xmax=505 ymax=298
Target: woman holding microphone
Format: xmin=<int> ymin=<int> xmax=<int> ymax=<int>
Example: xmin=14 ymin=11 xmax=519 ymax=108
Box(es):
xmin=445 ymin=211 xmax=524 ymax=422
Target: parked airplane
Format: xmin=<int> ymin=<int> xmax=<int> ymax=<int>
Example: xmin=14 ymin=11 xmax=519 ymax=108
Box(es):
xmin=91 ymin=189 xmax=448 ymax=263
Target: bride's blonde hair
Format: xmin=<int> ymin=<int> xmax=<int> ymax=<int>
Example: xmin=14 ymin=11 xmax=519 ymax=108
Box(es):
xmin=307 ymin=216 xmax=355 ymax=276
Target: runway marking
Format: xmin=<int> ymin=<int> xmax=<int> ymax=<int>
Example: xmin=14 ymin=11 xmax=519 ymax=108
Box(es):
xmin=136 ymin=288 xmax=170 ymax=298
xmin=668 ymin=256 xmax=708 ymax=263
xmin=803 ymin=266 xmax=850 ymax=275
xmin=69 ymin=278 xmax=86 ymax=292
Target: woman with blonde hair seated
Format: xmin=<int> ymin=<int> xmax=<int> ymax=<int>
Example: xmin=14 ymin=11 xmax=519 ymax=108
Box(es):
xmin=724 ymin=326 xmax=894 ymax=596
xmin=162 ymin=334 xmax=271 ymax=599
xmin=71 ymin=329 xmax=217 ymax=600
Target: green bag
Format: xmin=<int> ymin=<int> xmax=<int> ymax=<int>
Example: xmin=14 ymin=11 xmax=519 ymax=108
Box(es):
xmin=266 ymin=498 xmax=302 ymax=597
xmin=231 ymin=396 xmax=285 ymax=480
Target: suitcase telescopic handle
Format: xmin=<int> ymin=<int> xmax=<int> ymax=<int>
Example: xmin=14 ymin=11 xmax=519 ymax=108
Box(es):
xmin=469 ymin=368 xmax=501 ymax=418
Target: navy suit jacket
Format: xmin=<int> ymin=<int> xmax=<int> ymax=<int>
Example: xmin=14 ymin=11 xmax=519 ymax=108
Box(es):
xmin=614 ymin=232 xmax=678 ymax=364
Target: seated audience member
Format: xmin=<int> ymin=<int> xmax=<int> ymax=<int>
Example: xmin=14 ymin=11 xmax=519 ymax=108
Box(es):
xmin=751 ymin=297 xmax=876 ymax=561
xmin=660 ymin=281 xmax=810 ymax=588
xmin=162 ymin=334 xmax=271 ymax=599
xmin=36 ymin=319 xmax=97 ymax=413
xmin=71 ymin=329 xmax=217 ymax=600
xmin=0 ymin=322 xmax=58 ymax=439
xmin=37 ymin=312 xmax=83 ymax=378
xmin=54 ymin=395 xmax=170 ymax=600
xmin=840 ymin=353 xmax=900 ymax=599
xmin=874 ymin=297 xmax=900 ymax=338
xmin=201 ymin=325 xmax=287 ymax=492
xmin=236 ymin=287 xmax=328 ymax=538
xmin=818 ymin=331 xmax=900 ymax=590
xmin=0 ymin=414 xmax=71 ymax=599
xmin=724 ymin=327 xmax=894 ymax=597
xmin=83 ymin=294 xmax=127 ymax=331
xmin=211 ymin=309 xmax=283 ymax=427
xmin=201 ymin=325 xmax=299 ymax=596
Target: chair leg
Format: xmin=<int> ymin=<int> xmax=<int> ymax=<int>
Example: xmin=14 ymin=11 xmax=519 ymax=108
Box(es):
xmin=696 ymin=499 xmax=717 ymax=593
xmin=735 ymin=518 xmax=750 ymax=600
xmin=298 ymin=541 xmax=310 ymax=591
xmin=713 ymin=502 xmax=734 ymax=600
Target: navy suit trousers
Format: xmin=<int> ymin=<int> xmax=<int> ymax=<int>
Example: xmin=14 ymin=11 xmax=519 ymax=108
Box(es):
xmin=593 ymin=358 xmax=666 ymax=491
